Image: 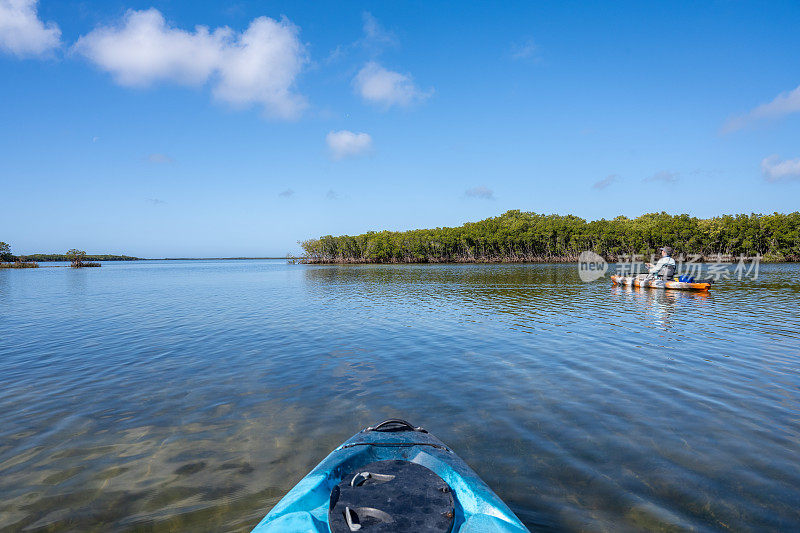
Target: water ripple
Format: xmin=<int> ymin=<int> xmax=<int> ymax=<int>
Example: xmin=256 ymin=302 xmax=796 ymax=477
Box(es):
xmin=1 ymin=261 xmax=799 ymax=531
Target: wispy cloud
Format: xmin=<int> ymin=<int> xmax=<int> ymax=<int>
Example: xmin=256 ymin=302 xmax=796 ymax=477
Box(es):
xmin=722 ymin=84 xmax=800 ymax=133
xmin=465 ymin=186 xmax=495 ymax=200
xmin=0 ymin=0 xmax=60 ymax=57
xmin=593 ymin=174 xmax=620 ymax=190
xmin=325 ymin=189 xmax=339 ymax=200
xmin=326 ymin=130 xmax=372 ymax=160
xmin=510 ymin=38 xmax=540 ymax=62
xmin=73 ymin=9 xmax=308 ymax=119
xmin=761 ymin=155 xmax=800 ymax=183
xmin=687 ymin=168 xmax=723 ymax=178
xmin=326 ymin=12 xmax=397 ymax=64
xmin=278 ymin=188 xmax=294 ymax=198
xmin=361 ymin=12 xmax=396 ymax=51
xmin=644 ymin=171 xmax=678 ymax=184
xmin=146 ymin=197 xmax=166 ymax=205
xmin=354 ymin=61 xmax=431 ymax=108
xmin=146 ymin=153 xmax=173 ymax=164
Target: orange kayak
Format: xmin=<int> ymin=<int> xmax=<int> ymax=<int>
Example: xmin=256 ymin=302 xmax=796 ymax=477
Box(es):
xmin=611 ymin=275 xmax=711 ymax=291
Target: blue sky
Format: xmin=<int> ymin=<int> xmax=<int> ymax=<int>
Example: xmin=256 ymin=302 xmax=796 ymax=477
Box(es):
xmin=1 ymin=0 xmax=799 ymax=257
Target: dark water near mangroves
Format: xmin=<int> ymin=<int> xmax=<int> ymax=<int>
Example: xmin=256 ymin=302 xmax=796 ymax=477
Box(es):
xmin=1 ymin=261 xmax=799 ymax=532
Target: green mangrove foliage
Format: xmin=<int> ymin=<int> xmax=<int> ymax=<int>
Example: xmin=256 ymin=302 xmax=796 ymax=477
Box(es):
xmin=0 ymin=262 xmax=38 ymax=269
xmin=0 ymin=242 xmax=38 ymax=267
xmin=65 ymin=249 xmax=101 ymax=268
xmin=300 ymin=211 xmax=800 ymax=263
xmin=0 ymin=242 xmax=12 ymax=262
xmin=66 ymin=249 xmax=86 ymax=267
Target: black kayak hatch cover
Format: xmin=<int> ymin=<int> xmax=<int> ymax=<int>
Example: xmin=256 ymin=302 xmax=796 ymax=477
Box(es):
xmin=328 ymin=459 xmax=455 ymax=532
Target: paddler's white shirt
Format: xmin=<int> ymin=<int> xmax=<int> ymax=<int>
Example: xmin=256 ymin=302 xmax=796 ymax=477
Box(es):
xmin=649 ymin=256 xmax=676 ymax=275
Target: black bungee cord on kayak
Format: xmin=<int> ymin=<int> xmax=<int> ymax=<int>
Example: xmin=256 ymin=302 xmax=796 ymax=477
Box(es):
xmin=329 ymin=420 xmax=452 ymax=532
xmin=329 ymin=459 xmax=455 ymax=532
xmin=365 ymin=419 xmax=428 ymax=433
xmin=251 ymin=419 xmax=530 ymax=532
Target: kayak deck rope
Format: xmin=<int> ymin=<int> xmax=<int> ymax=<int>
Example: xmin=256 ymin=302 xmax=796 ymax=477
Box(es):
xmin=339 ymin=442 xmax=451 ymax=452
xmin=365 ymin=419 xmax=428 ymax=433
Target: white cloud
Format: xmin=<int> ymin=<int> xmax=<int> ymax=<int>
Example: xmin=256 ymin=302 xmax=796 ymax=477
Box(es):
xmin=326 ymin=130 xmax=372 ymax=160
xmin=0 ymin=0 xmax=60 ymax=57
xmin=73 ymin=9 xmax=224 ymax=86
xmin=73 ymin=9 xmax=307 ymax=119
xmin=644 ymin=171 xmax=678 ymax=184
xmin=593 ymin=174 xmax=620 ymax=190
xmin=761 ymin=155 xmax=800 ymax=183
xmin=722 ymin=85 xmax=800 ymax=133
xmin=354 ymin=61 xmax=430 ymax=108
xmin=326 ymin=189 xmax=339 ymax=200
xmin=213 ymin=16 xmax=307 ymax=118
xmin=465 ymin=186 xmax=494 ymax=200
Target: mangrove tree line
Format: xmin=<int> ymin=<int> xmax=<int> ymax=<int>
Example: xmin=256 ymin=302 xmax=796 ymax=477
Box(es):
xmin=300 ymin=211 xmax=800 ymax=263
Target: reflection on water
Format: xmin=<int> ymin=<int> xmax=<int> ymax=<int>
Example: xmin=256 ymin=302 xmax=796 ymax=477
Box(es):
xmin=1 ymin=261 xmax=799 ymax=531
xmin=611 ymin=284 xmax=713 ymax=331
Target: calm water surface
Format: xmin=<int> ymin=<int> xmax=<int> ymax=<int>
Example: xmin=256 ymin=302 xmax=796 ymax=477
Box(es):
xmin=1 ymin=261 xmax=799 ymax=532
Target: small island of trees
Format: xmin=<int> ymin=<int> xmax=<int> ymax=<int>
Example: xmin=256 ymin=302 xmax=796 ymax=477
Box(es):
xmin=300 ymin=210 xmax=800 ymax=264
xmin=21 ymin=253 xmax=140 ymax=262
xmin=66 ymin=249 xmax=101 ymax=268
xmin=0 ymin=242 xmax=38 ymax=268
xmin=1 ymin=242 xmax=139 ymax=268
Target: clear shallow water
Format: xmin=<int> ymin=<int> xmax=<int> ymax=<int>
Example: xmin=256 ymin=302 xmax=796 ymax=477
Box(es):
xmin=1 ymin=260 xmax=799 ymax=532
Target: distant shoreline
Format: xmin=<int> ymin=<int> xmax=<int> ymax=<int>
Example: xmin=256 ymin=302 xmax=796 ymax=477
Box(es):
xmin=160 ymin=257 xmax=287 ymax=261
xmin=20 ymin=256 xmax=288 ymax=262
xmin=20 ymin=254 xmax=141 ymax=262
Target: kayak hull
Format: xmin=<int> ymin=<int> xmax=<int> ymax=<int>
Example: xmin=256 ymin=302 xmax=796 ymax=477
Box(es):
xmin=611 ymin=274 xmax=710 ymax=291
xmin=251 ymin=422 xmax=529 ymax=532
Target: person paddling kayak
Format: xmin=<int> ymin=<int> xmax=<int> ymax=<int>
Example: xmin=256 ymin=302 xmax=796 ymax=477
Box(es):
xmin=644 ymin=246 xmax=676 ymax=280
xmin=613 ymin=245 xmax=710 ymax=290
